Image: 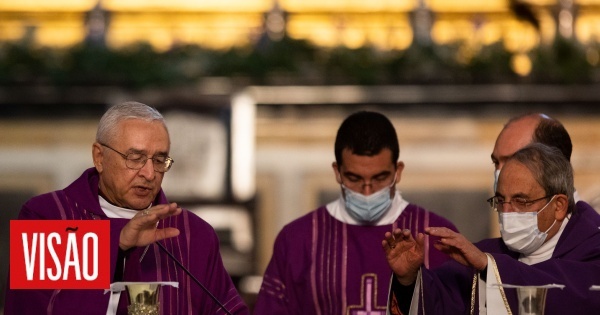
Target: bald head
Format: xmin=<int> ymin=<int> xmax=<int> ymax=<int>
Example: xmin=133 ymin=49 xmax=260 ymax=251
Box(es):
xmin=492 ymin=114 xmax=540 ymax=171
xmin=491 ymin=113 xmax=572 ymax=171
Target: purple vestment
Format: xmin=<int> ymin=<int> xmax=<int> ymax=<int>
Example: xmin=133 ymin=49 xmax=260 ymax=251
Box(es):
xmin=4 ymin=168 xmax=249 ymax=315
xmin=255 ymin=204 xmax=458 ymax=315
xmin=403 ymin=201 xmax=600 ymax=315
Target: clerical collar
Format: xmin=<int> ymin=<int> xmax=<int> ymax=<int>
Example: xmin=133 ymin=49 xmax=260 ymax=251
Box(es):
xmin=326 ymin=190 xmax=409 ymax=226
xmin=574 ymin=190 xmax=581 ymax=203
xmin=99 ymin=196 xmax=149 ymax=219
xmin=519 ymin=214 xmax=571 ymax=265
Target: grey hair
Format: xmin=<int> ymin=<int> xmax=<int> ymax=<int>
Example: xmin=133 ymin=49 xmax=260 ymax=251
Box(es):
xmin=96 ymin=101 xmax=166 ymax=144
xmin=508 ymin=143 xmax=575 ymax=213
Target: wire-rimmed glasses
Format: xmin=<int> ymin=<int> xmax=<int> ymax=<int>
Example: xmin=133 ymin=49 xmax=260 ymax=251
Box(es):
xmin=100 ymin=143 xmax=174 ymax=173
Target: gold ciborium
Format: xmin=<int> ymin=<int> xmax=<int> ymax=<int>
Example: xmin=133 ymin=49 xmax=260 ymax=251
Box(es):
xmin=126 ymin=283 xmax=160 ymax=315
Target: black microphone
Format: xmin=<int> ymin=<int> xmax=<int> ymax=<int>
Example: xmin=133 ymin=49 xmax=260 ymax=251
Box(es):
xmin=156 ymin=241 xmax=233 ymax=315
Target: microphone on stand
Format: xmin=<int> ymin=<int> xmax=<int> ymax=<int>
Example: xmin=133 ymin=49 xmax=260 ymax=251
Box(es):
xmin=156 ymin=241 xmax=233 ymax=315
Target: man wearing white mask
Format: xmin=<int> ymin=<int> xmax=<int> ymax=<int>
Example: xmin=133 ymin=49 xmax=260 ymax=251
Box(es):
xmin=254 ymin=111 xmax=458 ymax=314
xmin=384 ymin=143 xmax=600 ymax=314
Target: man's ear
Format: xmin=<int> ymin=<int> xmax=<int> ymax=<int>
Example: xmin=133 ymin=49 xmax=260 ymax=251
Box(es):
xmin=92 ymin=142 xmax=104 ymax=173
xmin=395 ymin=161 xmax=405 ymax=184
xmin=332 ymin=162 xmax=342 ymax=184
xmin=554 ymin=194 xmax=569 ymax=221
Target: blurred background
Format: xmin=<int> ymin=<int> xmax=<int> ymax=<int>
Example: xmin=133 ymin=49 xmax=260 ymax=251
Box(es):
xmin=1 ymin=0 xmax=600 ymax=313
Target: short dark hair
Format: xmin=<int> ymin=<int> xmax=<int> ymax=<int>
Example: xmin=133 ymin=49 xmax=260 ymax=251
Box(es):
xmin=509 ymin=143 xmax=575 ymax=213
xmin=534 ymin=117 xmax=573 ymax=162
xmin=334 ymin=111 xmax=399 ymax=166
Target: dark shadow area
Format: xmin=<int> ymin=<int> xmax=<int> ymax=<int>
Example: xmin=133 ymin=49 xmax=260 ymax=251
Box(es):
xmin=0 ymin=190 xmax=36 ymax=314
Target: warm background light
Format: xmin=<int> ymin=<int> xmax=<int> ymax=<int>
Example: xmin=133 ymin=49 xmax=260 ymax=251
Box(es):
xmin=2 ymin=0 xmax=600 ymax=53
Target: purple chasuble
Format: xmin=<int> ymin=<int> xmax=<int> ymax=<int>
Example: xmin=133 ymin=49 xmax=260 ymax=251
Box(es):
xmin=4 ymin=168 xmax=249 ymax=315
xmin=255 ymin=204 xmax=458 ymax=315
xmin=407 ymin=201 xmax=600 ymax=315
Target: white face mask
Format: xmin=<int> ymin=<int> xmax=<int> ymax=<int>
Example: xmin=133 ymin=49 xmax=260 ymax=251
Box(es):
xmin=493 ymin=169 xmax=500 ymax=192
xmin=342 ymin=178 xmax=395 ymax=223
xmin=499 ymin=196 xmax=557 ymax=255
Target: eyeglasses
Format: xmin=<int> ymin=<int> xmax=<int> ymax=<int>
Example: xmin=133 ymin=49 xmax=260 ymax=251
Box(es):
xmin=486 ymin=195 xmax=554 ymax=212
xmin=100 ymin=143 xmax=174 ymax=173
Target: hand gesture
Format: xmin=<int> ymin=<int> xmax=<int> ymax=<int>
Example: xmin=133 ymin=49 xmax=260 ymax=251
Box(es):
xmin=382 ymin=228 xmax=425 ymax=285
xmin=119 ymin=202 xmax=182 ymax=251
xmin=426 ymin=227 xmax=487 ymax=271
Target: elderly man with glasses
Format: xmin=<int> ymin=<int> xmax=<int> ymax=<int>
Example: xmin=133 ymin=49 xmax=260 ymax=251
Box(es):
xmin=384 ymin=143 xmax=600 ymax=315
xmin=5 ymin=101 xmax=249 ymax=315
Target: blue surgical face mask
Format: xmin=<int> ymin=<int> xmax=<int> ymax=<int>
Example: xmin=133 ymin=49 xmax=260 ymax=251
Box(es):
xmin=341 ymin=177 xmax=395 ymax=223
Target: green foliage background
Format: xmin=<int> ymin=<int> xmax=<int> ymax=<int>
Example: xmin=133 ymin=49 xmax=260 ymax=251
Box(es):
xmin=0 ymin=35 xmax=598 ymax=88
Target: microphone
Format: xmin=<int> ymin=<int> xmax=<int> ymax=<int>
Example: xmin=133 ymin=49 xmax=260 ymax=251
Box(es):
xmin=156 ymin=241 xmax=233 ymax=315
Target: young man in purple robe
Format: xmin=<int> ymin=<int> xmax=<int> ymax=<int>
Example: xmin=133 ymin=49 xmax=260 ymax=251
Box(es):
xmin=4 ymin=102 xmax=249 ymax=315
xmin=385 ymin=142 xmax=600 ymax=314
xmin=254 ymin=111 xmax=458 ymax=314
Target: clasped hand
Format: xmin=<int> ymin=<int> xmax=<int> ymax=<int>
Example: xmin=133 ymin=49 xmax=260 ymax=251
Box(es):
xmin=382 ymin=227 xmax=488 ymax=285
xmin=119 ymin=202 xmax=182 ymax=251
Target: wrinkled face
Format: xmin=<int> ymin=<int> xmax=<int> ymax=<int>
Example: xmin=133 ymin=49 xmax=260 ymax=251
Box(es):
xmin=491 ymin=117 xmax=538 ymax=171
xmin=93 ymin=119 xmax=170 ymax=210
xmin=497 ymin=160 xmax=558 ymax=237
xmin=332 ymin=148 xmax=404 ymax=197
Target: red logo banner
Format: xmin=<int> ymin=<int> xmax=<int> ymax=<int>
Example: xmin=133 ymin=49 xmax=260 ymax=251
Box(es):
xmin=10 ymin=220 xmax=110 ymax=289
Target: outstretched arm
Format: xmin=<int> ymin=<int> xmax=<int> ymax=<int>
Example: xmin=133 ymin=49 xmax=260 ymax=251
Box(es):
xmin=383 ymin=228 xmax=485 ymax=315
xmin=426 ymin=227 xmax=487 ymax=271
